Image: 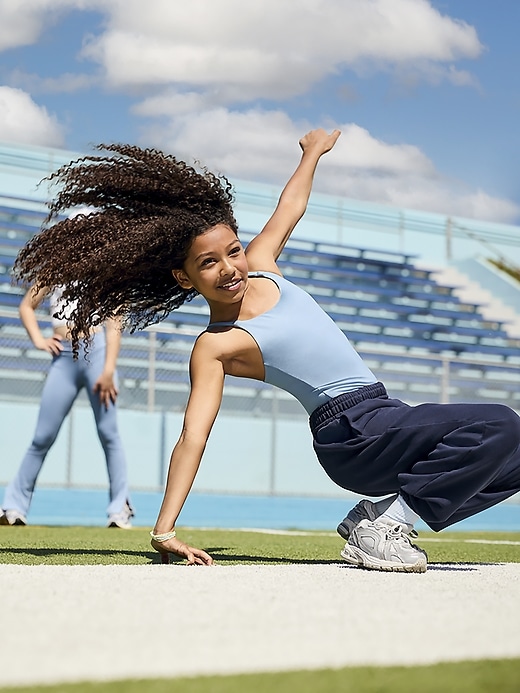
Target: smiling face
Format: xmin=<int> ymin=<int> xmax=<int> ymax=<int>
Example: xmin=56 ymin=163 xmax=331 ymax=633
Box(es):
xmin=172 ymin=224 xmax=249 ymax=311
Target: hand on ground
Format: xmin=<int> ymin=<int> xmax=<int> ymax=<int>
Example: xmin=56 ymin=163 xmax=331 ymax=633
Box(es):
xmin=151 ymin=537 xmax=214 ymax=565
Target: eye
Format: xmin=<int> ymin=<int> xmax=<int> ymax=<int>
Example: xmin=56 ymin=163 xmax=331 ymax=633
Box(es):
xmin=200 ymin=257 xmax=215 ymax=267
xmin=230 ymin=245 xmax=241 ymax=256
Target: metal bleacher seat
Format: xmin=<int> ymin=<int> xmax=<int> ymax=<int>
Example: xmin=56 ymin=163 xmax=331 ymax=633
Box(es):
xmin=273 ymin=239 xmax=520 ymax=359
xmin=1 ymin=205 xmax=519 ymax=391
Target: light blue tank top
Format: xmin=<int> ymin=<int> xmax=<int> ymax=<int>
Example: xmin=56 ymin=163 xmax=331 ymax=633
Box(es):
xmin=209 ymin=271 xmax=377 ymax=414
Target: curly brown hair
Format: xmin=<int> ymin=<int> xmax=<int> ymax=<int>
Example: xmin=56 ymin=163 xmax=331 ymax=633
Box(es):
xmin=13 ymin=143 xmax=238 ymax=352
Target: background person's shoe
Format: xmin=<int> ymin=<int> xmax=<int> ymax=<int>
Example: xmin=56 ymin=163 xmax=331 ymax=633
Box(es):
xmin=337 ymin=496 xmax=418 ymax=540
xmin=107 ymin=501 xmax=134 ymax=529
xmin=0 ymin=509 xmax=27 ymax=526
xmin=341 ymin=518 xmax=427 ymax=573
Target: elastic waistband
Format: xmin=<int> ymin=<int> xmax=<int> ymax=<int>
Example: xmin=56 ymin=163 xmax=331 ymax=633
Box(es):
xmin=309 ymin=382 xmax=387 ymax=432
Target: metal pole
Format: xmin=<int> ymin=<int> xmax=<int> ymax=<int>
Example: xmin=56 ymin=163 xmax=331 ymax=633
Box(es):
xmin=337 ymin=198 xmax=343 ymax=245
xmin=158 ymin=410 xmax=167 ymax=488
xmin=65 ymin=409 xmax=74 ymax=488
xmin=399 ymin=211 xmax=405 ymax=254
xmin=445 ymin=217 xmax=453 ymax=262
xmin=147 ymin=331 xmax=156 ymax=413
xmin=440 ymin=356 xmax=451 ymax=404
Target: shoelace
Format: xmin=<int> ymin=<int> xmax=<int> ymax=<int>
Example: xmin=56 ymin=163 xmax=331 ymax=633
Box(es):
xmin=387 ymin=522 xmax=419 ymax=539
xmin=388 ymin=524 xmax=426 ymax=554
xmin=380 ymin=523 xmax=418 ymax=548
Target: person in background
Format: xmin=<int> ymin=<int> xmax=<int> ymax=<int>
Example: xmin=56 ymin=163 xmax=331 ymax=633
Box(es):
xmin=0 ymin=285 xmax=134 ymax=528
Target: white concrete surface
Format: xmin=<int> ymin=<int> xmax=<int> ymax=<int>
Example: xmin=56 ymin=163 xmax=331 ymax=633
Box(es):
xmin=1 ymin=562 xmax=519 ymax=687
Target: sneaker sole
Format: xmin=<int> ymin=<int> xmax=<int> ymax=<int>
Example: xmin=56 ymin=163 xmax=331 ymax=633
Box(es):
xmin=340 ymin=545 xmax=361 ymax=566
xmin=0 ymin=514 xmax=26 ymax=526
xmin=341 ymin=545 xmax=427 ymax=573
xmin=107 ymin=522 xmax=132 ymax=529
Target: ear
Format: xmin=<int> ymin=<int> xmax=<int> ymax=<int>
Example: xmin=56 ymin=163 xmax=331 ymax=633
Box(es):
xmin=172 ymin=269 xmax=193 ymax=290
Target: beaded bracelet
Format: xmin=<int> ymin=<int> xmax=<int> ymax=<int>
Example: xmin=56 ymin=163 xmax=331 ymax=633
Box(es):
xmin=150 ymin=530 xmax=176 ymax=542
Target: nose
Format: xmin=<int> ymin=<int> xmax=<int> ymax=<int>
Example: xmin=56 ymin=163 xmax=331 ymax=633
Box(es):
xmin=220 ymin=257 xmax=234 ymax=275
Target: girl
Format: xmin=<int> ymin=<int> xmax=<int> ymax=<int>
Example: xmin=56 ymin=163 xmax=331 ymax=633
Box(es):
xmin=0 ymin=285 xmax=133 ymax=528
xmin=12 ymin=129 xmax=520 ymax=572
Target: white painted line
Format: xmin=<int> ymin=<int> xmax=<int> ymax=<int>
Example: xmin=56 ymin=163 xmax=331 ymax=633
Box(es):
xmin=189 ymin=526 xmax=520 ymax=545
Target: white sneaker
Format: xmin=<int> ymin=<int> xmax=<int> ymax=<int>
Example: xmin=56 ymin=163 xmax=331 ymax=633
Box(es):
xmin=0 ymin=509 xmax=27 ymax=526
xmin=341 ymin=518 xmax=427 ymax=573
xmin=107 ymin=501 xmax=134 ymax=529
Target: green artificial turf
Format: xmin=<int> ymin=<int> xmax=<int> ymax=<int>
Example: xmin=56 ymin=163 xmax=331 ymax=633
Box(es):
xmin=0 ymin=659 xmax=519 ymax=693
xmin=0 ymin=525 xmax=518 ymax=565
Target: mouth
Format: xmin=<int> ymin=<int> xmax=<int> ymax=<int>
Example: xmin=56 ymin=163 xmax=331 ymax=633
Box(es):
xmin=218 ymin=277 xmax=243 ymax=292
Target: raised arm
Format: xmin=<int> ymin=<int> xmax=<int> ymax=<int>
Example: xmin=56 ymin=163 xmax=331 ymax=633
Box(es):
xmin=150 ymin=334 xmax=225 ymax=565
xmin=246 ymin=128 xmax=341 ymax=272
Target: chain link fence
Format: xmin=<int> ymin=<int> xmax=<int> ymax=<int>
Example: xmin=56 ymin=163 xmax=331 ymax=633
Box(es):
xmin=3 ymin=310 xmax=520 ymax=416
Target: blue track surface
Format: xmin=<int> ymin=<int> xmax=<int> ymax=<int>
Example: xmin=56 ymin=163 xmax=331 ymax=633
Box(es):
xmin=3 ymin=487 xmax=519 ymax=532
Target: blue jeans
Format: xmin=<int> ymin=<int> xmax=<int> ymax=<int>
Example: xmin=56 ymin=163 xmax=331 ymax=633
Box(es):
xmin=2 ymin=332 xmax=131 ymax=517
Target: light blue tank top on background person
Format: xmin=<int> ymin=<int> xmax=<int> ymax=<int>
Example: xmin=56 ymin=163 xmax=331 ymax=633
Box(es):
xmin=208 ymin=271 xmax=377 ymax=414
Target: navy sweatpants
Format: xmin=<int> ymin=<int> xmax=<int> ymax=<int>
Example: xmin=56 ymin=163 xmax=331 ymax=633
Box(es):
xmin=310 ymin=383 xmax=520 ymax=531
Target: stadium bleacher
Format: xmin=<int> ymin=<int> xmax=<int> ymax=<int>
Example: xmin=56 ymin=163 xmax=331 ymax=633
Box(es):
xmin=1 ymin=196 xmax=520 ymax=414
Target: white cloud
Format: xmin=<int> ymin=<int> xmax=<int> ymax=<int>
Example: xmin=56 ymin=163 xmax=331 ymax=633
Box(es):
xmin=457 ymin=190 xmax=519 ymax=224
xmin=6 ymin=68 xmax=97 ymax=94
xmin=138 ymin=107 xmax=519 ymax=224
xmin=0 ymin=86 xmax=65 ymax=147
xmin=2 ymin=0 xmax=483 ymax=100
xmin=132 ymin=90 xmax=211 ymax=118
xmin=0 ymin=1 xmax=49 ymax=51
xmin=0 ymin=0 xmax=515 ymax=224
xmin=335 ymin=174 xmax=519 ymax=223
xmin=138 ymin=107 xmax=305 ymax=180
xmin=80 ymin=0 xmax=483 ymax=98
xmin=332 ymin=125 xmax=435 ymax=174
xmin=0 ymin=0 xmax=78 ymax=51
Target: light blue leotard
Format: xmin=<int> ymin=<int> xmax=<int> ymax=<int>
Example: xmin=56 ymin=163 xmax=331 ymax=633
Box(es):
xmin=209 ymin=271 xmax=377 ymax=414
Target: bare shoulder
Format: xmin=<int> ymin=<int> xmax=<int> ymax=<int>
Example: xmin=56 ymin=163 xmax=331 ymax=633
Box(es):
xmin=192 ymin=327 xmax=261 ymax=379
xmin=192 ymin=327 xmax=244 ymax=362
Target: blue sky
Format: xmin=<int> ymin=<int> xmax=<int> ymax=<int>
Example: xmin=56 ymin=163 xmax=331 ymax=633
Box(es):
xmin=0 ymin=0 xmax=518 ymax=223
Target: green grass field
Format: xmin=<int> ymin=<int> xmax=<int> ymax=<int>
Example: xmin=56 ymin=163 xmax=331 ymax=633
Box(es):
xmin=1 ymin=525 xmax=519 ymax=692
xmin=0 ymin=525 xmax=519 ymax=566
xmin=0 ymin=659 xmax=519 ymax=693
